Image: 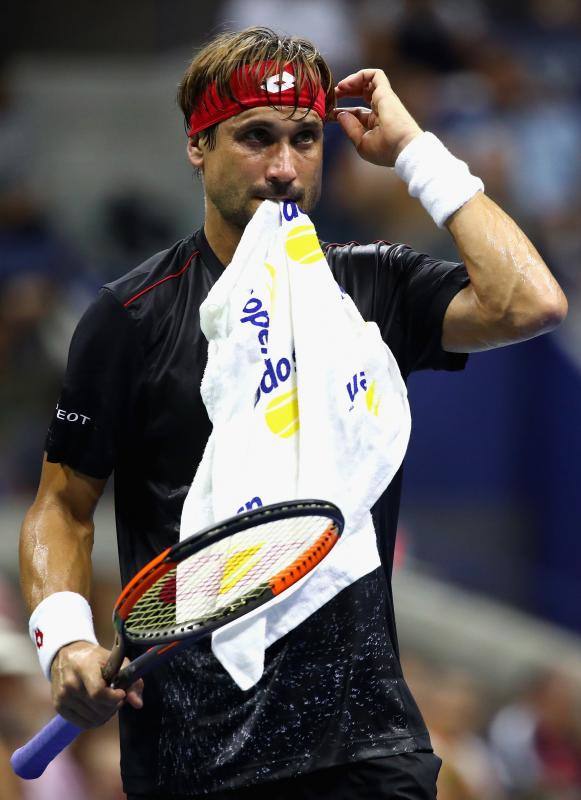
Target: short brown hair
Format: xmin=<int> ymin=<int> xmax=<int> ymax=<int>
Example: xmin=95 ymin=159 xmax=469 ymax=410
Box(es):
xmin=177 ymin=27 xmax=335 ymax=149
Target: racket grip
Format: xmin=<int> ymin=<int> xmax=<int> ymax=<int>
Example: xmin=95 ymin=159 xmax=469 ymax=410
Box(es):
xmin=11 ymin=714 xmax=82 ymax=779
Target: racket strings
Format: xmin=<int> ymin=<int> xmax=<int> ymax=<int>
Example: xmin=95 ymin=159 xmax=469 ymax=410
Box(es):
xmin=124 ymin=514 xmax=336 ymax=639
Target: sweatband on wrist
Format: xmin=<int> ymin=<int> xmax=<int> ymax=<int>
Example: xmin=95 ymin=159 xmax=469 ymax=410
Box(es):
xmin=394 ymin=131 xmax=484 ymax=228
xmin=29 ymin=591 xmax=98 ymax=680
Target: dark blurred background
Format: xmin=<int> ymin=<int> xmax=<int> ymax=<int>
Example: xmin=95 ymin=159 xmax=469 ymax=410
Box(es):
xmin=1 ymin=1 xmax=580 ymax=798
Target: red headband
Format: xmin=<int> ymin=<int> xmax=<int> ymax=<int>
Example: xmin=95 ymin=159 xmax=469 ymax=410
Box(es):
xmin=187 ymin=62 xmax=327 ymax=137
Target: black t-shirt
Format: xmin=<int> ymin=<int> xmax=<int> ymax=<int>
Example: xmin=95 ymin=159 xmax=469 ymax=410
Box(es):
xmin=45 ymin=229 xmax=469 ymax=796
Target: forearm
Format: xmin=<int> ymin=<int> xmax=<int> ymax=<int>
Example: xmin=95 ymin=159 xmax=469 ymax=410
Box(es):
xmin=19 ymin=461 xmax=142 ymax=722
xmin=19 ymin=458 xmax=102 ymax=614
xmin=335 ymin=68 xmax=568 ymax=342
xmin=446 ymin=192 xmax=568 ymax=334
xmin=19 ymin=500 xmax=93 ymax=613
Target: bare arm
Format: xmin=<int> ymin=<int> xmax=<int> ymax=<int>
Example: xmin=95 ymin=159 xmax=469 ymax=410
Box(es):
xmin=20 ymin=456 xmax=142 ymax=728
xmin=334 ymin=68 xmax=568 ymax=353
xmin=442 ymin=193 xmax=567 ymax=352
xmin=20 ymin=456 xmax=103 ymax=612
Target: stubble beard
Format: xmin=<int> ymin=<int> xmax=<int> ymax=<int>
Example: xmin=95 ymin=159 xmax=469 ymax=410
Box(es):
xmin=206 ymin=181 xmax=321 ymax=232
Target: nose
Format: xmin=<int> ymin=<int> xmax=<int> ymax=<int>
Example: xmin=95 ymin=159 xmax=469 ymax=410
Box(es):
xmin=265 ymin=142 xmax=298 ymax=186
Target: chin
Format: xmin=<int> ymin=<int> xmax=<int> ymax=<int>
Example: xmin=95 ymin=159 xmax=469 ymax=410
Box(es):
xmin=247 ymin=197 xmax=268 ymax=217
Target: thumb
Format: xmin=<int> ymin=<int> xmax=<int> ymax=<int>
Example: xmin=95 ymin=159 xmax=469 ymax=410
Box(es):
xmin=125 ymin=678 xmax=144 ymax=710
xmin=337 ymin=111 xmax=366 ymax=149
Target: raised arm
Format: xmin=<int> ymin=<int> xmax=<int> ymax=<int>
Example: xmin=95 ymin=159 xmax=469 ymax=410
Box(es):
xmin=441 ymin=193 xmax=567 ymax=352
xmin=20 ymin=456 xmax=142 ymax=728
xmin=334 ymin=68 xmax=567 ymax=353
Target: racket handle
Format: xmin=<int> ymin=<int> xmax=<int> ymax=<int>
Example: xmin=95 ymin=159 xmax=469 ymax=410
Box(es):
xmin=11 ymin=714 xmax=82 ymax=779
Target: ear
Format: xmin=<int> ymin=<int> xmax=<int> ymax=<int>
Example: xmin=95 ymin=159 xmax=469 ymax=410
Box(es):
xmin=187 ymin=135 xmax=204 ymax=170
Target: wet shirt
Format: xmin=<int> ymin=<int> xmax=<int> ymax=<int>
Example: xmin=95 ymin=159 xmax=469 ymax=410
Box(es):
xmin=45 ymin=229 xmax=469 ymax=795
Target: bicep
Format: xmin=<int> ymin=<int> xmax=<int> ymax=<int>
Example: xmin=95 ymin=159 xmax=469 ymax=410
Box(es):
xmin=35 ymin=454 xmax=107 ymax=523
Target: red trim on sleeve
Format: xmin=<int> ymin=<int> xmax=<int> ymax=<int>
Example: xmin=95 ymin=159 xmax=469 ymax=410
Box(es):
xmin=123 ymin=251 xmax=199 ymax=308
xmin=323 ymin=241 xmax=361 ymax=252
xmin=323 ymin=240 xmax=394 ymax=253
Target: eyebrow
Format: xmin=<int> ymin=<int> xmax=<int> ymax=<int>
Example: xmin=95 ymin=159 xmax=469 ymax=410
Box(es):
xmin=234 ymin=117 xmax=323 ymax=134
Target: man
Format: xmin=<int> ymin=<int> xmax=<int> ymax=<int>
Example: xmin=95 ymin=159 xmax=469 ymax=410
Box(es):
xmin=19 ymin=27 xmax=566 ymax=800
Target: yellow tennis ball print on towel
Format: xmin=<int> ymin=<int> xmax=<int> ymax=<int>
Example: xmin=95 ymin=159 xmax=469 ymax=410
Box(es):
xmin=366 ymin=380 xmax=381 ymax=416
xmin=285 ymin=224 xmax=323 ymax=265
xmin=265 ymin=388 xmax=300 ymax=438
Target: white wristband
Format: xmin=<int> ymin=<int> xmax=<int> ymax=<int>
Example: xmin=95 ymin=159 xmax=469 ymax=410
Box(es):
xmin=395 ymin=131 xmax=484 ymax=228
xmin=29 ymin=591 xmax=98 ymax=680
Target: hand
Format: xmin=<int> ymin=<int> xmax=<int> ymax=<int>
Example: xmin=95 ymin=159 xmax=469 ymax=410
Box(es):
xmin=50 ymin=641 xmax=144 ymax=729
xmin=332 ymin=68 xmax=423 ymax=167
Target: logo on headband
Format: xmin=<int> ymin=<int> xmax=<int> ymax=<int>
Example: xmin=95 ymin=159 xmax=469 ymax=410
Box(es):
xmin=262 ymin=71 xmax=295 ymax=94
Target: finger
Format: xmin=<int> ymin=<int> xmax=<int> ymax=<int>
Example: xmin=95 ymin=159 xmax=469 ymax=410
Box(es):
xmin=86 ymin=690 xmax=126 ymax=715
xmin=65 ymin=680 xmax=126 ymax=719
xmin=56 ymin=706 xmax=98 ymax=730
xmin=83 ymin=666 xmax=127 ymax=702
xmin=62 ymin=682 xmax=124 ymax=716
xmin=335 ymin=68 xmax=378 ymax=90
xmin=116 ymin=658 xmax=144 ymax=708
xmin=125 ymin=680 xmax=144 ymax=710
xmin=331 ymin=107 xmax=374 ymax=127
xmin=336 ymin=111 xmax=367 ymax=149
xmin=83 ymin=680 xmax=127 ymax=709
xmin=335 ymin=69 xmax=388 ymax=99
xmin=123 ymin=674 xmax=144 ymax=709
xmin=57 ymin=695 xmax=118 ymax=728
xmin=92 ymin=683 xmax=126 ymax=703
xmin=330 ymin=106 xmax=370 ymax=118
xmin=337 ymin=68 xmax=387 ymax=87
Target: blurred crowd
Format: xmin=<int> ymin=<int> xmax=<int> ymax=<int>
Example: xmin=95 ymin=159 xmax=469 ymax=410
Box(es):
xmin=407 ymin=656 xmax=581 ymax=800
xmin=1 ymin=0 xmax=581 ymax=797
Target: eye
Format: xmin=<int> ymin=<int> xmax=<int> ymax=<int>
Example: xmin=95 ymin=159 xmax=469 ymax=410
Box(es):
xmin=243 ymin=128 xmax=271 ymax=145
xmin=294 ymin=129 xmax=319 ymax=146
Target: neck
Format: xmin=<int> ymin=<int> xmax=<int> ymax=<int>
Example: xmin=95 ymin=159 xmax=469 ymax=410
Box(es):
xmin=202 ymin=201 xmax=243 ymax=267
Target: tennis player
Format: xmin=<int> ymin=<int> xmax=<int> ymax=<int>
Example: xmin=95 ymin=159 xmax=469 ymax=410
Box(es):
xmin=20 ymin=27 xmax=566 ymax=800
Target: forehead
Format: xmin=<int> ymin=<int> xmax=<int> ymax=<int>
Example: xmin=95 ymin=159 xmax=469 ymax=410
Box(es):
xmin=224 ymin=105 xmax=324 ymax=131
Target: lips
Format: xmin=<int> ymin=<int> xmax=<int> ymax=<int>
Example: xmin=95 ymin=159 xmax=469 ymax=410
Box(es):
xmin=255 ymin=195 xmax=301 ymax=203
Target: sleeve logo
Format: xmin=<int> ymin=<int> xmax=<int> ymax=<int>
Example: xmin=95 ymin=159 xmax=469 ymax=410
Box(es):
xmin=55 ymin=404 xmax=91 ymax=425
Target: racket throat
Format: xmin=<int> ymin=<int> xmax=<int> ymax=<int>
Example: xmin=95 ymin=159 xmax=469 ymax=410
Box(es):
xmin=101 ymin=632 xmax=126 ymax=685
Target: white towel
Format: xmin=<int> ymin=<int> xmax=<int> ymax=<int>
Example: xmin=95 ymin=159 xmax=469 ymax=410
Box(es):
xmin=179 ymin=200 xmax=411 ymax=689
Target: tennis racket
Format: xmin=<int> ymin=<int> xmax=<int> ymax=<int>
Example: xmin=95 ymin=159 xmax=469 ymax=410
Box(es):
xmin=12 ymin=499 xmax=343 ymax=779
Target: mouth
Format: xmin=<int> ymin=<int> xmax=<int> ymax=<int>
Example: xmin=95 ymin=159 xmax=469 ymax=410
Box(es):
xmin=255 ymin=195 xmax=302 ymax=203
